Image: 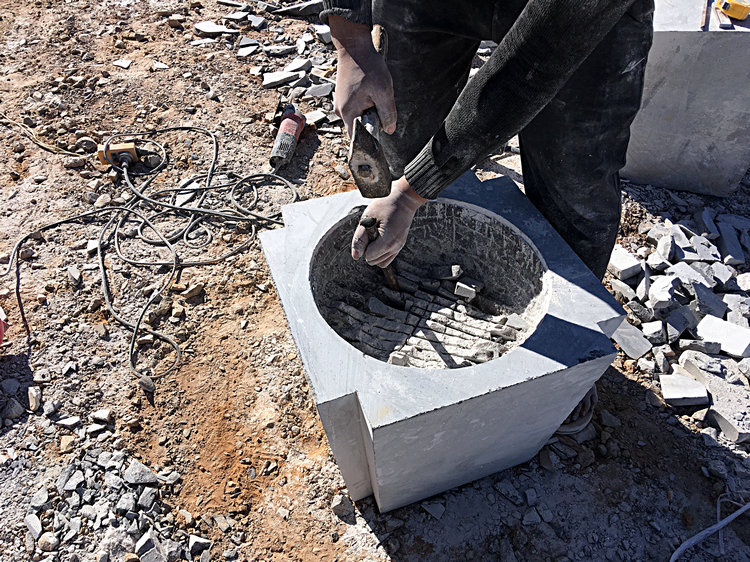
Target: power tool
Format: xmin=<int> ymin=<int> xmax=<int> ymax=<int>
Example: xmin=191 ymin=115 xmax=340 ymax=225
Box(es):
xmin=270 ymin=104 xmax=306 ymax=173
xmin=717 ymin=0 xmax=750 ymax=20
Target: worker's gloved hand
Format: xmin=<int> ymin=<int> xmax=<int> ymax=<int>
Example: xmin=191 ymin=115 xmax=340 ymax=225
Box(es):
xmin=352 ymin=177 xmax=428 ymax=268
xmin=329 ymin=15 xmax=397 ymax=137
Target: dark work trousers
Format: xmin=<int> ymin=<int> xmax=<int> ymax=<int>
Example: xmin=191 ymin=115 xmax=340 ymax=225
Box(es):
xmin=372 ymin=0 xmax=654 ymax=279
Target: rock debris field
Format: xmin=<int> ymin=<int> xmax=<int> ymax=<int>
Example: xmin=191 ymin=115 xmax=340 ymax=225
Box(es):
xmin=1 ymin=0 xmax=750 ymax=561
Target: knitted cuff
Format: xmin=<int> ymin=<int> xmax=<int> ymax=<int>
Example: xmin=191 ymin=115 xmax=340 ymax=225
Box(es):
xmin=404 ymin=142 xmax=450 ymax=200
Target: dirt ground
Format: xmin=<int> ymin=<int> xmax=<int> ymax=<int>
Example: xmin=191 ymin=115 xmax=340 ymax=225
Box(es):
xmin=2 ymin=1 xmax=750 ymax=561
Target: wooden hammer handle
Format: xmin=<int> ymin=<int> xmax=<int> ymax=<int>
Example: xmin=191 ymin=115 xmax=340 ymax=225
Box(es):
xmin=359 ymin=216 xmax=400 ymax=291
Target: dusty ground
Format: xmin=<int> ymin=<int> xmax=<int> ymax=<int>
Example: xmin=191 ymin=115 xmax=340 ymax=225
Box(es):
xmin=2 ymin=1 xmax=750 ymax=561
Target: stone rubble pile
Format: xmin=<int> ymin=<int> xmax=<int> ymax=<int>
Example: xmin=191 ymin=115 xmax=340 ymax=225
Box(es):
xmin=166 ymin=1 xmax=342 ymax=132
xmin=323 ymin=261 xmax=531 ymax=368
xmin=606 ymin=209 xmax=750 ymax=442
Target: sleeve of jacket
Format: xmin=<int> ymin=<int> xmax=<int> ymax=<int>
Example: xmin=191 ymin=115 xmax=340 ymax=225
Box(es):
xmin=319 ymin=0 xmax=372 ymax=27
xmin=405 ymin=0 xmax=636 ymax=200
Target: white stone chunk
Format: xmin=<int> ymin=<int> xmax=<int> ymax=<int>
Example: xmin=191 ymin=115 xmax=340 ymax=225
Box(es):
xmin=659 ymin=372 xmax=708 ymax=407
xmin=607 ymin=244 xmax=641 ymax=280
xmin=716 ymin=221 xmax=745 ymax=266
xmin=696 ymin=315 xmax=750 ymax=358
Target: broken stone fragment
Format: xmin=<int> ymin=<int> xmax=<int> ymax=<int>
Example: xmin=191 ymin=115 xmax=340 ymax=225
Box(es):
xmin=597 ymin=315 xmax=651 ymax=360
xmin=659 ymin=369 xmax=709 ymax=407
xmin=264 ymin=44 xmax=296 ymax=56
xmin=193 ymin=21 xmax=239 ymax=37
xmin=677 ymin=339 xmax=721 ymax=355
xmin=681 ymin=356 xmax=750 ymax=442
xmin=305 ymin=82 xmax=334 ymax=98
xmin=388 ymin=351 xmax=409 ymax=366
xmin=689 ymin=235 xmax=721 ymax=262
xmin=607 ymin=244 xmax=641 ymax=280
xmin=609 ymin=278 xmax=637 ymax=304
xmin=647 ymin=275 xmax=679 ymax=310
xmin=237 ymin=45 xmax=258 ymax=57
xmin=123 ymin=459 xmax=159 ymax=485
xmin=454 ymin=282 xmax=476 ymax=300
xmin=696 ymin=315 xmax=750 ymax=358
xmin=283 ymin=57 xmax=311 ymax=73
xmin=313 ymin=24 xmax=331 ymax=44
xmin=641 ymin=320 xmax=665 ymax=345
xmin=716 ymin=221 xmax=745 ymax=266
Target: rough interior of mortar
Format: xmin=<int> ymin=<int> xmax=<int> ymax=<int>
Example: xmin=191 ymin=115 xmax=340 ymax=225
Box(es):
xmin=311 ymin=201 xmax=549 ymax=369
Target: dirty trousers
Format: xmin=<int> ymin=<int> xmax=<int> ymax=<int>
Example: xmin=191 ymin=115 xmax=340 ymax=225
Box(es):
xmin=372 ymin=0 xmax=654 ymax=279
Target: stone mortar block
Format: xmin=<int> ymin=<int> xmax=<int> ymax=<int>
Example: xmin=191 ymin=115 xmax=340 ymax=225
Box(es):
xmin=260 ymin=172 xmax=623 ymax=512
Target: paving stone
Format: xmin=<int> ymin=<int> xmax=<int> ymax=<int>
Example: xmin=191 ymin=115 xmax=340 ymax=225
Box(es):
xmin=313 ymin=23 xmax=331 ymax=43
xmin=696 ymin=315 xmax=750 ymax=358
xmin=711 ymin=262 xmax=740 ymax=291
xmin=637 ymin=357 xmax=656 ymax=373
xmin=264 ymin=44 xmax=296 ymax=56
xmin=303 ymin=109 xmax=327 ymax=125
xmin=653 ymin=345 xmax=672 ymax=373
xmin=716 ymin=221 xmax=745 ymax=265
xmin=123 ymin=460 xmax=159 ymax=485
xmin=607 ymin=244 xmax=641 ymax=280
xmin=659 ymin=368 xmax=709 ymax=407
xmin=648 ymin=275 xmax=679 ymax=310
xmin=681 ymin=356 xmax=750 ymax=442
xmin=247 ymin=14 xmax=266 ymax=30
xmin=666 ymin=307 xmax=697 ymax=343
xmin=262 ymin=70 xmax=300 ymax=88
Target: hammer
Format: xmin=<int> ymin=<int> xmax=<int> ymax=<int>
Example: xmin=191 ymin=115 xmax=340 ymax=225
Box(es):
xmin=359 ymin=216 xmax=400 ymax=292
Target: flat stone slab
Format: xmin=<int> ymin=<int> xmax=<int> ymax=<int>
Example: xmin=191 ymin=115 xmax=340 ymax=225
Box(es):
xmin=260 ymin=172 xmax=621 ymax=512
xmin=659 ymin=369 xmax=709 ymax=407
xmin=696 ymin=315 xmax=750 ymax=358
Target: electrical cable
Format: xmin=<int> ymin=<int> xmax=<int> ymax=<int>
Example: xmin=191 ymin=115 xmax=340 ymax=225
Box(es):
xmin=1 ymin=125 xmax=299 ymax=389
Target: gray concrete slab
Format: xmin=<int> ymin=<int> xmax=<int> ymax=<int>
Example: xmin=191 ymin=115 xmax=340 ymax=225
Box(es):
xmin=622 ymin=0 xmax=750 ymax=197
xmin=260 ymin=172 xmax=621 ymax=512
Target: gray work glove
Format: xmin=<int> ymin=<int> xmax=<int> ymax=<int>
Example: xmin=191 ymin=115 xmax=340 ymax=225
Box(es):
xmin=351 ymin=177 xmax=428 ymax=268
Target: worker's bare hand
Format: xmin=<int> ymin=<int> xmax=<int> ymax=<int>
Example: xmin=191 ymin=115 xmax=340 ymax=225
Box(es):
xmin=329 ymin=15 xmax=397 ymax=137
xmin=351 ymin=177 xmax=428 ymax=268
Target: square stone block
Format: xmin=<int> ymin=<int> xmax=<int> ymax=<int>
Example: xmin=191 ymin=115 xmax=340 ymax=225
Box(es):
xmin=260 ymin=173 xmax=622 ymax=512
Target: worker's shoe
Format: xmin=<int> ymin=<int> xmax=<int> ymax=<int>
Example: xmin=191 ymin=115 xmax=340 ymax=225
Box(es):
xmin=556 ymin=385 xmax=598 ymax=435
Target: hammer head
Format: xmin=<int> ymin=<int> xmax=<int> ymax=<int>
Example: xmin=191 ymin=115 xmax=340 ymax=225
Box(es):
xmin=347 ymin=109 xmax=391 ymax=199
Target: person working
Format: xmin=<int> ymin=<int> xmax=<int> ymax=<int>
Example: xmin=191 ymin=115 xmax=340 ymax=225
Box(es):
xmin=322 ymin=0 xmax=654 ymax=432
